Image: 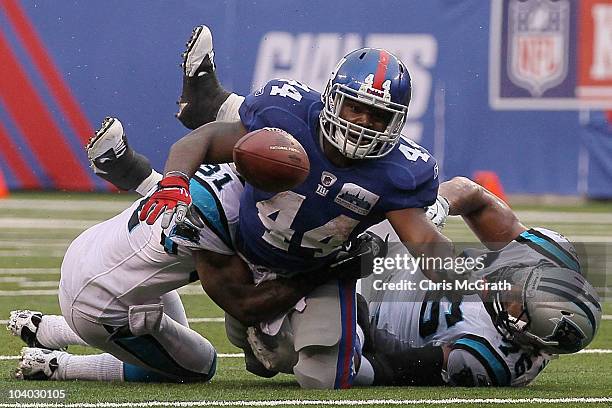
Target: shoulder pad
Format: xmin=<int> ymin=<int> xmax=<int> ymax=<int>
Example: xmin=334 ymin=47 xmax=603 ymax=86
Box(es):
xmin=239 ymin=79 xmax=321 ymax=131
xmin=385 ymin=138 xmax=438 ymax=191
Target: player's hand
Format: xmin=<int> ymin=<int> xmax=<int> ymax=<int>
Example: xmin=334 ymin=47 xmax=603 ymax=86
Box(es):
xmin=330 ymin=231 xmax=389 ymax=280
xmin=425 ymin=195 xmax=450 ymax=231
xmin=139 ymin=172 xmax=191 ymax=229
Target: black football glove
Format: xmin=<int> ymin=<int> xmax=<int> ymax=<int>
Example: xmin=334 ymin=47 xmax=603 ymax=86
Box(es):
xmin=329 ymin=231 xmax=389 ymax=280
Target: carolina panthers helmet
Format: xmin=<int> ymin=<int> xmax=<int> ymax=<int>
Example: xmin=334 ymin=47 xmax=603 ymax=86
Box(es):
xmin=320 ymin=48 xmax=411 ymax=159
xmin=485 ymin=262 xmax=601 ymax=354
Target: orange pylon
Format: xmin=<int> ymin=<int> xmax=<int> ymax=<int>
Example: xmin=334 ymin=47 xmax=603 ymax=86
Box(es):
xmin=473 ymin=170 xmax=506 ymax=202
xmin=0 ymin=168 xmax=9 ymax=198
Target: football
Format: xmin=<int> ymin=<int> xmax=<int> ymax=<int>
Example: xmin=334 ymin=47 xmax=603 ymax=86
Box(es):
xmin=233 ymin=127 xmax=310 ymax=192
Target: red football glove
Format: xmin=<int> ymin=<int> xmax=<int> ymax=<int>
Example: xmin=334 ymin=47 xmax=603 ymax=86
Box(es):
xmin=139 ymin=173 xmax=191 ymax=228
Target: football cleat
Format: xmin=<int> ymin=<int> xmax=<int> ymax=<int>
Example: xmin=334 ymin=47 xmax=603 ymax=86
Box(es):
xmin=87 ymin=117 xmax=128 ymax=176
xmin=15 ymin=347 xmax=61 ymax=380
xmin=176 ymin=25 xmax=230 ymax=129
xmin=7 ymin=310 xmax=48 ymax=349
xmin=181 ymin=25 xmax=215 ymax=78
xmin=86 ymin=117 xmax=152 ymax=191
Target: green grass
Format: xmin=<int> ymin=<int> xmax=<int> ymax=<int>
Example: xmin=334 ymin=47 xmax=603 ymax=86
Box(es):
xmin=0 ymin=193 xmax=610 ymax=407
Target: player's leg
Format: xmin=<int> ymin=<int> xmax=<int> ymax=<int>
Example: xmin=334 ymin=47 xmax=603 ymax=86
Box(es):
xmin=160 ymin=290 xmax=189 ymax=327
xmin=12 ymin=294 xmax=192 ymax=382
xmin=176 ymin=25 xmax=243 ymax=128
xmin=19 ymin=279 xmax=217 ymax=383
xmin=87 ymin=117 xmax=160 ymax=194
xmin=290 ymin=279 xmax=361 ymax=389
xmin=19 ymin=304 xmax=217 ymax=383
xmin=87 ymin=26 xmax=246 ymax=193
xmin=16 ymin=348 xmax=124 ymax=382
xmin=7 ymin=310 xmax=88 ymax=350
xmin=67 ymin=304 xmax=216 ymax=383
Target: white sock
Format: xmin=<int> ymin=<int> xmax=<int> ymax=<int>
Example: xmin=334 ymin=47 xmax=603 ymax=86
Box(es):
xmin=37 ymin=315 xmax=88 ymax=349
xmin=135 ymin=170 xmax=162 ymax=196
xmin=353 ymin=355 xmax=375 ymax=386
xmin=54 ymin=352 xmax=124 ymax=382
xmin=216 ymin=93 xmax=244 ymax=122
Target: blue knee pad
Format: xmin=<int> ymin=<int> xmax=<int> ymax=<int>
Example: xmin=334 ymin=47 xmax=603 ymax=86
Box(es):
xmin=123 ymin=354 xmax=217 ymax=383
xmin=123 ymin=363 xmax=177 ymax=383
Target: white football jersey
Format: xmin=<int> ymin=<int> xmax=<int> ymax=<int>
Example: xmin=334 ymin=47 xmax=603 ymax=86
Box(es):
xmin=362 ymin=226 xmax=577 ymax=387
xmin=59 ymin=164 xmax=243 ymax=324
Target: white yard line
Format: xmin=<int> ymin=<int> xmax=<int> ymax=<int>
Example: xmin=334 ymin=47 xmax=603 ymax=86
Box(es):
xmin=189 ymin=317 xmax=225 ymax=323
xmin=0 ymin=250 xmax=70 ymax=257
xmin=0 ymin=349 xmax=609 ymax=362
xmin=0 ymin=317 xmax=226 ymax=325
xmin=0 ymin=289 xmax=59 ymax=296
xmin=0 ymin=397 xmax=611 ymax=407
xmin=5 ymin=316 xmax=608 ymax=324
xmin=0 ymin=218 xmax=96 ymax=229
xmin=515 ymin=211 xmax=612 ymax=224
xmin=0 ymin=285 xmax=206 ymax=297
xmin=0 ymin=353 xmax=244 ymax=361
xmin=0 ymin=199 xmax=131 ymax=212
xmin=0 ymin=268 xmax=59 ymax=275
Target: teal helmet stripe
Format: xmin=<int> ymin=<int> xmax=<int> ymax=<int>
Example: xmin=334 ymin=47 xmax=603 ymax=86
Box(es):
xmin=538 ymin=285 xmax=598 ymax=333
xmin=540 ymin=277 xmax=601 ymax=311
xmin=517 ymin=230 xmax=580 ymax=272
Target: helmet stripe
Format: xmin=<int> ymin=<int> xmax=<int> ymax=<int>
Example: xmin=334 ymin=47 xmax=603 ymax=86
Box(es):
xmin=538 ymin=285 xmax=598 ymax=333
xmin=373 ymin=50 xmax=390 ymax=90
xmin=540 ymin=277 xmax=601 ymax=311
xmin=517 ymin=230 xmax=580 ymax=272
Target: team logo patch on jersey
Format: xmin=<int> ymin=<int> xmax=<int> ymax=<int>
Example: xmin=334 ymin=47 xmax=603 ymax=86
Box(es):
xmin=507 ymin=0 xmax=570 ymax=97
xmin=254 ymin=86 xmax=265 ymax=96
xmin=321 ymin=171 xmax=337 ymax=187
xmin=316 ymin=172 xmax=338 ymax=197
xmin=334 ymin=183 xmax=379 ymax=215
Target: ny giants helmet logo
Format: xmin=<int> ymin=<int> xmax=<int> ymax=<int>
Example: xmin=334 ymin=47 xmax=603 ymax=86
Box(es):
xmin=507 ymin=0 xmax=570 ymax=97
xmin=359 ymin=74 xmax=392 ymax=102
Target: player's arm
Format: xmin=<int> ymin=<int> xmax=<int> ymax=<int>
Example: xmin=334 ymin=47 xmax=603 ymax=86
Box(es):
xmin=386 ymin=208 xmax=455 ymax=282
xmin=139 ymin=121 xmax=247 ymax=226
xmin=193 ymin=250 xmax=339 ymax=326
xmin=164 ymin=120 xmax=247 ymax=176
xmin=439 ymin=177 xmax=526 ymax=250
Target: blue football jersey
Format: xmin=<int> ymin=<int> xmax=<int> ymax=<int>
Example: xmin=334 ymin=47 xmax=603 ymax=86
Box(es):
xmin=237 ymin=79 xmax=438 ymax=275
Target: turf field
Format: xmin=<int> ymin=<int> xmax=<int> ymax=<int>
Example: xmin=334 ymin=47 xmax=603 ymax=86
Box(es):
xmin=0 ymin=192 xmax=610 ymax=407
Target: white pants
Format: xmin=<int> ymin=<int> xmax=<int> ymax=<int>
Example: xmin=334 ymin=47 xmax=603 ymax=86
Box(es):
xmin=59 ymin=289 xmax=216 ymax=383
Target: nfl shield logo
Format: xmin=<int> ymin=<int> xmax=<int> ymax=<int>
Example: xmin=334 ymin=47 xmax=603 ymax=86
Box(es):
xmin=507 ymin=0 xmax=570 ymax=97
